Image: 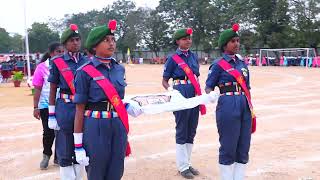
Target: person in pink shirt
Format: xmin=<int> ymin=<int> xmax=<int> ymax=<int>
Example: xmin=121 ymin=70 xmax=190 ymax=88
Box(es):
xmin=312 ymin=56 xmax=319 ymax=67
xmin=280 ymin=55 xmax=284 ymax=66
xmin=33 ymin=42 xmax=64 ymax=170
xmin=255 ymin=54 xmax=260 ymax=66
xmin=262 ymin=56 xmax=267 ymax=66
xmin=244 ymin=55 xmax=249 ymax=65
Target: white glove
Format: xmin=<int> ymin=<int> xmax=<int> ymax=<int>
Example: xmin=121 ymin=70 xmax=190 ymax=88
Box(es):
xmin=126 ymin=100 xmax=143 ymax=117
xmin=167 ymin=86 xmax=173 ymax=91
xmin=199 ymin=91 xmax=220 ymax=104
xmin=48 ymin=105 xmax=60 ymax=130
xmin=75 ymin=148 xmax=89 ymax=166
xmin=73 ymin=133 xmax=89 ymax=166
xmin=208 ymin=91 xmax=220 ymax=103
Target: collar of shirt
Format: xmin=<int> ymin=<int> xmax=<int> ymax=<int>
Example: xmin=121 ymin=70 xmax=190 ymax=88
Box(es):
xmin=63 ymin=52 xmax=80 ymax=62
xmin=92 ymin=56 xmax=116 ymax=68
xmin=222 ymin=53 xmax=237 ymax=62
xmin=45 ymin=59 xmax=50 ymax=67
xmin=63 ymin=52 xmax=73 ymax=61
xmin=176 ymin=48 xmax=190 ymax=57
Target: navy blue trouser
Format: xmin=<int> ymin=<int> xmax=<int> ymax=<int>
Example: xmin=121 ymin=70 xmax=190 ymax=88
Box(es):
xmin=55 ymin=98 xmax=77 ymax=167
xmin=216 ymin=95 xmax=252 ymax=165
xmin=173 ymin=84 xmax=199 ymax=144
xmin=83 ymin=116 xmax=127 ymax=180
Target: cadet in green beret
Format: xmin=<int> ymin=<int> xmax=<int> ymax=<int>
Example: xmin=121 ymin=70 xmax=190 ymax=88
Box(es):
xmin=73 ymin=20 xmax=142 ymax=180
xmin=48 ymin=24 xmax=89 ymax=179
xmin=162 ymin=28 xmax=204 ymax=179
xmin=205 ymin=24 xmax=255 ymax=180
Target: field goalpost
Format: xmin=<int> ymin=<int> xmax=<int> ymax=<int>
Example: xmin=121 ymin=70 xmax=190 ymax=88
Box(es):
xmin=259 ymin=48 xmax=316 ymax=68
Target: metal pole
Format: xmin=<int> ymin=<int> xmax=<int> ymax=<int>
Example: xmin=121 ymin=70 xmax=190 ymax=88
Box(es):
xmin=259 ymin=49 xmax=262 ymax=66
xmin=23 ymin=0 xmax=31 ymax=80
xmin=306 ymin=49 xmax=309 ymax=68
xmin=267 ymin=50 xmax=269 ymax=66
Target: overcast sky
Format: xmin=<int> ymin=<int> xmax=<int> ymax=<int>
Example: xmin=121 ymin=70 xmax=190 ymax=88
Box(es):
xmin=0 ymin=0 xmax=159 ymax=35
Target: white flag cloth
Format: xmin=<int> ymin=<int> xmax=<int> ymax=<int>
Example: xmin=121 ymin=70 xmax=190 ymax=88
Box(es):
xmin=123 ymin=90 xmax=219 ymax=115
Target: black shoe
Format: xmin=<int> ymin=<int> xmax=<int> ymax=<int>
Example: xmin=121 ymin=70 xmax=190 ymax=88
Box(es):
xmin=180 ymin=169 xmax=194 ymax=179
xmin=40 ymin=154 xmax=50 ymax=170
xmin=53 ymin=158 xmax=59 ymax=166
xmin=189 ymin=166 xmax=200 ymax=176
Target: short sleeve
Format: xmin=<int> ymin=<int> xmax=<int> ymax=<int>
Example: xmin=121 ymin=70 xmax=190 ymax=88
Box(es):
xmin=163 ymin=56 xmax=175 ymax=79
xmin=205 ymin=62 xmax=222 ymax=90
xmin=32 ymin=63 xmax=45 ymax=87
xmin=73 ymin=69 xmax=90 ymax=104
xmin=48 ymin=61 xmax=59 ymax=84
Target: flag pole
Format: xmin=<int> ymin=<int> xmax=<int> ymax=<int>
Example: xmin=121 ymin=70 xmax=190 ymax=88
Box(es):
xmin=23 ymin=0 xmax=31 ymax=80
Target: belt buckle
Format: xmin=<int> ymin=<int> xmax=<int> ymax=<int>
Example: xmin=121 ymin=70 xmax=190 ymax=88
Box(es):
xmin=236 ymin=84 xmax=241 ymax=92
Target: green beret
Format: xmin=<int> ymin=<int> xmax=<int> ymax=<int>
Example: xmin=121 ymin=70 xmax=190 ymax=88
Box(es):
xmin=173 ymin=28 xmax=193 ymax=41
xmin=60 ymin=24 xmax=80 ymax=44
xmin=218 ymin=24 xmax=240 ymax=49
xmin=85 ymin=20 xmax=117 ymax=50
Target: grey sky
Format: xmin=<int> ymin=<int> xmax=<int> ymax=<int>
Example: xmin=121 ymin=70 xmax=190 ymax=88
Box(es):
xmin=0 ymin=0 xmax=159 ymax=35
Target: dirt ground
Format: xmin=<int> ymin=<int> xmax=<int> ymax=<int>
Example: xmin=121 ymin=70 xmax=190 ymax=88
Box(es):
xmin=0 ymin=65 xmax=319 ymax=180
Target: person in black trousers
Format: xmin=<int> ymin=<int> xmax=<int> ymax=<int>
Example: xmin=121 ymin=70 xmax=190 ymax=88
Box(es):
xmin=32 ymin=42 xmax=64 ymax=169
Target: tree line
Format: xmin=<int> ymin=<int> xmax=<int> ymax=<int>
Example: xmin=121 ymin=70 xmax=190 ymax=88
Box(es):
xmin=0 ymin=0 xmax=319 ymax=56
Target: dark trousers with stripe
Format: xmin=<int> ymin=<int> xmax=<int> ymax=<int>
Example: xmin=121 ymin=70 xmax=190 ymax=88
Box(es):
xmin=83 ymin=116 xmax=127 ymax=180
xmin=216 ymin=95 xmax=252 ymax=165
xmin=55 ymin=99 xmax=77 ymax=166
xmin=173 ymin=84 xmax=199 ymax=144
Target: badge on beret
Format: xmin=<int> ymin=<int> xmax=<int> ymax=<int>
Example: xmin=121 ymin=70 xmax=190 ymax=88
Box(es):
xmin=70 ymin=24 xmax=78 ymax=33
xmin=186 ymin=28 xmax=193 ymax=35
xmin=108 ymin=20 xmax=117 ymax=33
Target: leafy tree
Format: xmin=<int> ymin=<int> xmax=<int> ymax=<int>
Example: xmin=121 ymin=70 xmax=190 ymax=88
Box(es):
xmin=28 ymin=23 xmax=59 ymax=52
xmin=289 ymin=0 xmax=320 ymax=53
xmin=142 ymin=9 xmax=171 ymax=56
xmin=9 ymin=34 xmax=24 ymax=53
xmin=65 ymin=10 xmax=106 ymax=46
xmin=109 ymin=0 xmax=137 ymax=58
xmin=0 ymin=28 xmax=11 ymax=53
xmin=253 ymin=0 xmax=292 ymax=48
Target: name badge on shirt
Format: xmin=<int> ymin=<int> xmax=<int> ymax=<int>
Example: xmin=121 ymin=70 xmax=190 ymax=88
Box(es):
xmin=241 ymin=68 xmax=248 ymax=77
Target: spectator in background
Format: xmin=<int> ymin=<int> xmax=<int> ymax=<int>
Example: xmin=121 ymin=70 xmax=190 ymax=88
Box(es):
xmin=35 ymin=52 xmax=41 ymax=65
xmin=0 ymin=61 xmax=13 ymax=83
xmin=32 ymin=42 xmax=64 ymax=170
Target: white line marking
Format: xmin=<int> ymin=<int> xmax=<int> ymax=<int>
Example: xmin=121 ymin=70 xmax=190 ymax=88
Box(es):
xmin=2 ymin=102 xmax=320 ymax=142
xmin=0 ymin=149 xmax=42 ymax=163
xmin=0 ymin=121 xmax=37 ymax=129
xmin=247 ymin=155 xmax=320 ymax=177
xmin=0 ymin=133 xmax=40 ymax=141
xmin=130 ymin=125 xmax=215 ymax=141
xmin=22 ymin=172 xmax=58 ymax=180
xmin=16 ymin=124 xmax=320 ymax=179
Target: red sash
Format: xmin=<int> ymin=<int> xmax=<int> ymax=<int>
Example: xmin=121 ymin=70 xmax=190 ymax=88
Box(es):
xmin=53 ymin=58 xmax=76 ymax=95
xmin=82 ymin=65 xmax=131 ymax=156
xmin=217 ymin=59 xmax=256 ymax=133
xmin=172 ymin=54 xmax=206 ymax=115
